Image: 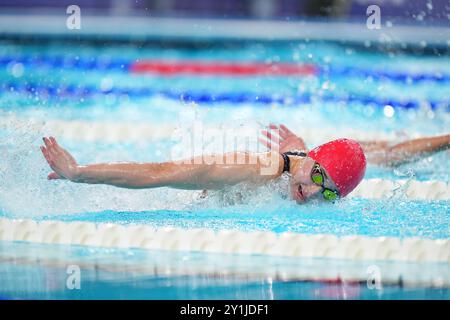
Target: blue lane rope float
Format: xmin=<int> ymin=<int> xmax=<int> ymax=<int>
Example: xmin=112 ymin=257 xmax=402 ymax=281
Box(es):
xmin=0 ymin=55 xmax=131 ymax=71
xmin=1 ymin=81 xmax=449 ymax=111
xmin=321 ymin=65 xmax=450 ymax=83
xmin=1 ymin=55 xmax=450 ymax=83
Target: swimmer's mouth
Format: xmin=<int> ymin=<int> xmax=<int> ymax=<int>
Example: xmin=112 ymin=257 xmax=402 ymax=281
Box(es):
xmin=296 ymin=185 xmax=306 ymax=202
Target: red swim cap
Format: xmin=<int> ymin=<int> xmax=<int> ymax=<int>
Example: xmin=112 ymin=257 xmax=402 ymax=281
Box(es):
xmin=307 ymin=138 xmax=366 ymax=197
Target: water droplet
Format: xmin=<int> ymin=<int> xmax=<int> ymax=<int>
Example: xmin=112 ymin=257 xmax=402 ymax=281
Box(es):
xmin=383 ymin=105 xmax=395 ymax=118
xmin=10 ymin=62 xmax=24 ymax=78
xmin=416 ymin=12 xmax=425 ymax=21
xmin=100 ymin=77 xmax=114 ymax=91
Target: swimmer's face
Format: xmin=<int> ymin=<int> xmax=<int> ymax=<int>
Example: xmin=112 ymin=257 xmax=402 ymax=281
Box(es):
xmin=289 ymin=156 xmax=338 ymax=204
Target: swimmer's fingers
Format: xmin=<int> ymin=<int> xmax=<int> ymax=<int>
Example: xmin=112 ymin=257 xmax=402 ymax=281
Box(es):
xmin=261 ymin=131 xmax=277 ymax=150
xmin=41 ymin=140 xmax=59 ymax=168
xmin=49 ymin=136 xmax=65 ymax=155
xmin=43 ymin=137 xmax=58 ymax=158
xmin=43 ymin=136 xmax=60 ymax=152
xmin=40 ymin=145 xmax=48 ymax=159
xmin=40 ymin=146 xmax=54 ymax=166
xmin=49 ymin=137 xmax=67 ymax=154
xmin=48 ymin=172 xmax=65 ymax=180
xmin=42 ymin=137 xmax=53 ymax=150
xmin=258 ymin=137 xmax=279 ymax=151
xmin=268 ymin=124 xmax=284 ymax=138
xmin=269 ymin=123 xmax=293 ymax=140
xmin=279 ymin=124 xmax=295 ymax=137
xmin=268 ymin=124 xmax=280 ymax=131
xmin=46 ymin=137 xmax=75 ymax=165
xmin=261 ymin=129 xmax=272 ymax=141
xmin=49 ymin=137 xmax=60 ymax=150
xmin=262 ymin=129 xmax=282 ymax=143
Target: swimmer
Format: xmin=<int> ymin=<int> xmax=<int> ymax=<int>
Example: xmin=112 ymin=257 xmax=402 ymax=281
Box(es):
xmin=259 ymin=124 xmax=450 ymax=167
xmin=40 ymin=136 xmax=366 ymax=204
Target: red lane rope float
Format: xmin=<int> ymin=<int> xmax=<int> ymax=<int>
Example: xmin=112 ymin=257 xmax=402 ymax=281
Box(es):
xmin=130 ymin=60 xmax=317 ymax=76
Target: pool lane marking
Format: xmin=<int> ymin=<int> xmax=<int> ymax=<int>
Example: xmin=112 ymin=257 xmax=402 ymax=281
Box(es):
xmin=0 ymin=218 xmax=449 ymax=265
xmin=2 ymin=55 xmax=450 ymax=82
xmin=130 ymin=60 xmax=317 ymax=76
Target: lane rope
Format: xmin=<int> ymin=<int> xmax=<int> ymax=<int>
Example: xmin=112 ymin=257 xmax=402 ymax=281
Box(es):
xmin=2 ymin=55 xmax=449 ymax=82
xmin=0 ymin=218 xmax=448 ymax=264
xmin=130 ymin=60 xmax=317 ymax=76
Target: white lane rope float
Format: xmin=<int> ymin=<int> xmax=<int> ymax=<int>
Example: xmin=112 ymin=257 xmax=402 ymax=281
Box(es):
xmin=1 ymin=115 xmax=407 ymax=143
xmin=0 ymin=218 xmax=449 ymax=264
xmin=350 ymin=179 xmax=450 ymax=200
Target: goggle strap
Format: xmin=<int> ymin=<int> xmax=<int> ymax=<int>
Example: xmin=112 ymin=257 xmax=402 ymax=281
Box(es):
xmin=281 ymin=153 xmax=291 ymax=173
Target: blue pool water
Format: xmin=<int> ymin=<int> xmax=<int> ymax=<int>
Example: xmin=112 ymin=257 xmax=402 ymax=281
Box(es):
xmin=0 ymin=36 xmax=449 ymax=299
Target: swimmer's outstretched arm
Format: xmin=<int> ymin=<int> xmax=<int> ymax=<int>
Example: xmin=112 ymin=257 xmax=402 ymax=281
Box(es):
xmin=40 ymin=137 xmax=282 ymax=190
xmin=366 ymin=134 xmax=450 ymax=166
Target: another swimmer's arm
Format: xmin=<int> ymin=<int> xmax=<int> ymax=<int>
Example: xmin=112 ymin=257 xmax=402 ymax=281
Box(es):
xmin=367 ymin=134 xmax=450 ymax=166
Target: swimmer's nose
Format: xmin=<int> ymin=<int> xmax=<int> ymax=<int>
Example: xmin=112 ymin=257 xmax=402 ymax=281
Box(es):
xmin=301 ymin=184 xmax=322 ymax=200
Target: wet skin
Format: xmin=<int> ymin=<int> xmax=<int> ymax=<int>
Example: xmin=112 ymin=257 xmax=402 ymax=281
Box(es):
xmin=288 ymin=156 xmax=338 ymax=204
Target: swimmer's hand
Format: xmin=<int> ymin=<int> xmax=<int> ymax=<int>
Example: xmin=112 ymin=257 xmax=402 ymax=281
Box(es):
xmin=259 ymin=124 xmax=307 ymax=153
xmin=40 ymin=137 xmax=79 ymax=180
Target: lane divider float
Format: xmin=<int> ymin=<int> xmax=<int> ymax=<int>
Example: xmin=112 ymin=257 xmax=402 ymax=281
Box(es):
xmin=130 ymin=60 xmax=317 ymax=76
xmin=350 ymin=179 xmax=450 ymax=200
xmin=0 ymin=218 xmax=448 ymax=263
xmin=0 ymin=115 xmax=399 ymax=143
xmin=2 ymin=55 xmax=450 ymax=83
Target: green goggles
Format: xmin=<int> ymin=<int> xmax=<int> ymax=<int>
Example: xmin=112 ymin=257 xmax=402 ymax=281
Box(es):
xmin=311 ymin=163 xmax=339 ymax=201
